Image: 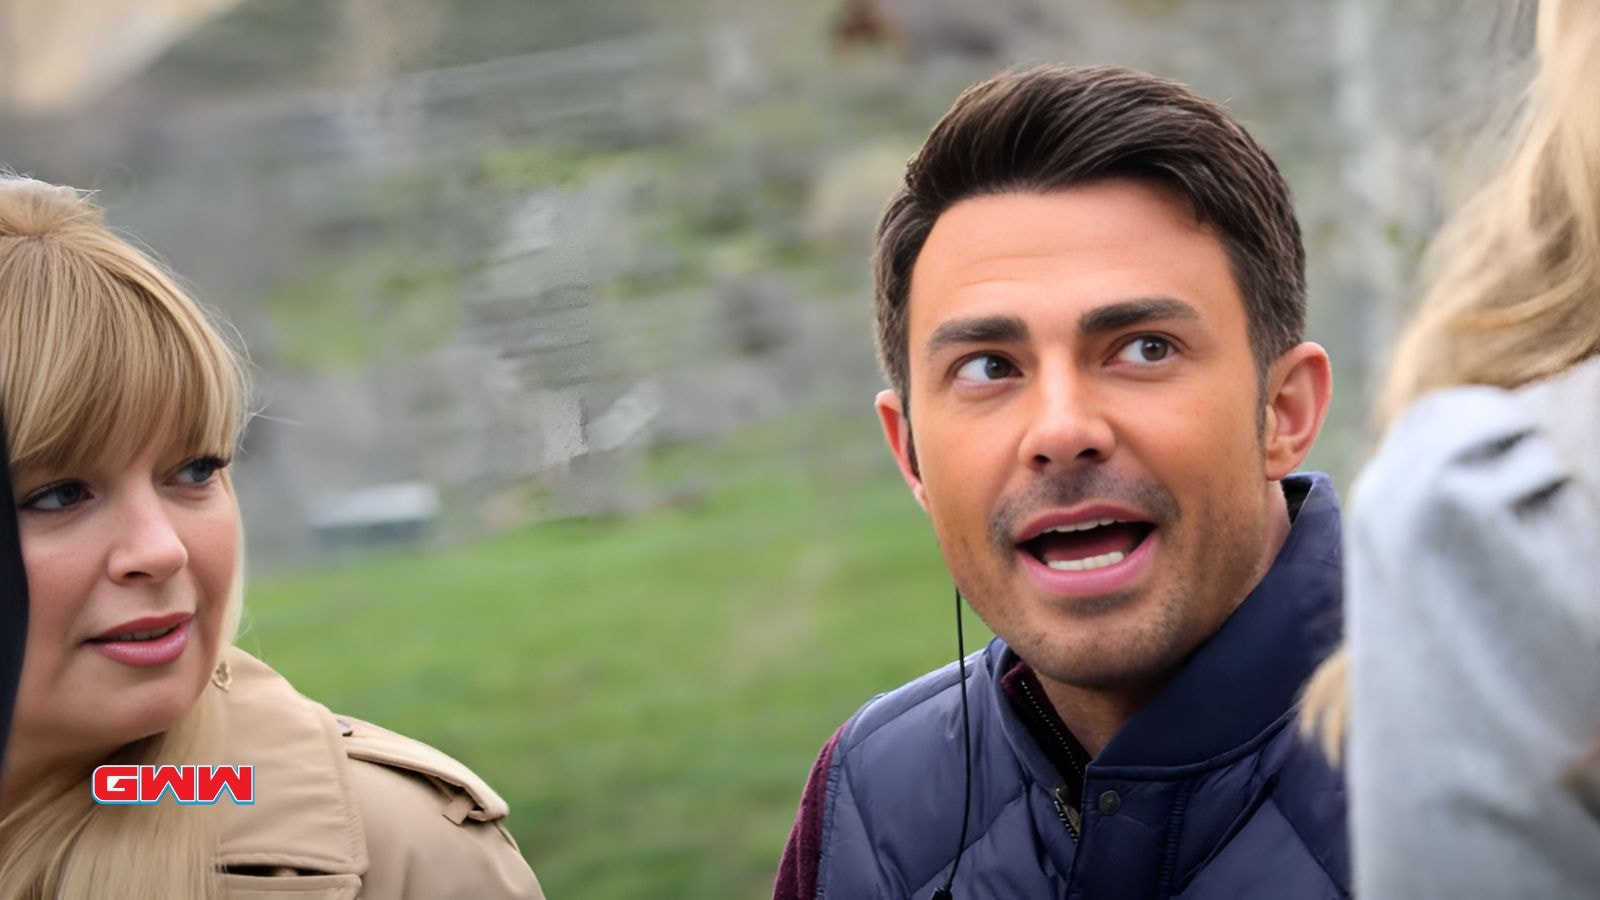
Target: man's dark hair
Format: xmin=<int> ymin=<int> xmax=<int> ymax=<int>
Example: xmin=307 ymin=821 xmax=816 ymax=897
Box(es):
xmin=873 ymin=64 xmax=1306 ymax=401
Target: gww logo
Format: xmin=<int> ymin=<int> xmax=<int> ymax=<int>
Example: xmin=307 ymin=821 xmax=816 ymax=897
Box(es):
xmin=92 ymin=765 xmax=254 ymax=804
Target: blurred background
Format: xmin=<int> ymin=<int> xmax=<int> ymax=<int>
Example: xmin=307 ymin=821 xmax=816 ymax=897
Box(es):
xmin=0 ymin=0 xmax=1526 ymax=895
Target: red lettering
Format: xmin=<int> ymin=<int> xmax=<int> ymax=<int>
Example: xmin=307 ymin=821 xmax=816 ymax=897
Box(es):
xmin=90 ymin=765 xmax=254 ymax=804
xmin=92 ymin=765 xmax=140 ymax=803
xmin=197 ymin=765 xmax=254 ymax=804
xmin=141 ymin=765 xmax=197 ymax=802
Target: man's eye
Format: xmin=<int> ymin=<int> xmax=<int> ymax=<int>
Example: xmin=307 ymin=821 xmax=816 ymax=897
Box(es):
xmin=954 ymin=355 xmax=1018 ymax=383
xmin=1114 ymin=335 xmax=1175 ymax=364
xmin=174 ymin=456 xmax=229 ymax=486
xmin=22 ymin=482 xmax=89 ymax=512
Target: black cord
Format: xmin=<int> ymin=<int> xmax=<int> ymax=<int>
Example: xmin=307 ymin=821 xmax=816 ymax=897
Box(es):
xmin=933 ymin=587 xmax=973 ymax=900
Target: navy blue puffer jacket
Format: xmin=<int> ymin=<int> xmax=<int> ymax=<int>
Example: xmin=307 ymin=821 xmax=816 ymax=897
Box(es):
xmin=811 ymin=474 xmax=1348 ymax=900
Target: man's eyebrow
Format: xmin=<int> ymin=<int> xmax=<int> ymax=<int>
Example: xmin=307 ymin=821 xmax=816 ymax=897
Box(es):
xmin=924 ymin=315 xmax=1029 ymax=362
xmin=1079 ymin=297 xmax=1200 ymax=336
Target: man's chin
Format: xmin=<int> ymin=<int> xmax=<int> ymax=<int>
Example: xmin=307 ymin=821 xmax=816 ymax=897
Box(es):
xmin=1038 ymin=586 xmax=1145 ymax=618
xmin=1029 ymin=651 xmax=1174 ymax=693
xmin=1010 ymin=610 xmax=1188 ymax=691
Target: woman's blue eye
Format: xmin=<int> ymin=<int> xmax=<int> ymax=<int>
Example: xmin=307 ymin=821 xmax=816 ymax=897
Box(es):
xmin=1115 ymin=335 xmax=1175 ymax=364
xmin=23 ymin=482 xmax=88 ymax=511
xmin=175 ymin=457 xmax=227 ymax=485
xmin=955 ymin=355 xmax=1017 ymax=382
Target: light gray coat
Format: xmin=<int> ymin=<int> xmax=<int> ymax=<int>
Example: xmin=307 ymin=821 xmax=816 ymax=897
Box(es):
xmin=1348 ymin=355 xmax=1600 ymax=898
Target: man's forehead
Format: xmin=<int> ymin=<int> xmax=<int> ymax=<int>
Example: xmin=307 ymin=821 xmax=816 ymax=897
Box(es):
xmin=916 ymin=181 xmax=1206 ymax=267
xmin=906 ymin=184 xmax=1235 ymax=340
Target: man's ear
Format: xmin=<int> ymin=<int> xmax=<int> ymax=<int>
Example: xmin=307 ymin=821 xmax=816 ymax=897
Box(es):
xmin=875 ymin=389 xmax=928 ymax=512
xmin=1262 ymin=342 xmax=1333 ymax=481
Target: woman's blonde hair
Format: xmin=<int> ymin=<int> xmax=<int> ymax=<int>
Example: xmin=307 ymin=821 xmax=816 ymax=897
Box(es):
xmin=0 ymin=175 xmax=250 ymax=899
xmin=1302 ymin=0 xmax=1600 ymax=761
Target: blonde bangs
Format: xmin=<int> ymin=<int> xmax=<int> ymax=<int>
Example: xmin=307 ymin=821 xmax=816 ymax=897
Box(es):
xmin=0 ymin=230 xmax=246 ymax=482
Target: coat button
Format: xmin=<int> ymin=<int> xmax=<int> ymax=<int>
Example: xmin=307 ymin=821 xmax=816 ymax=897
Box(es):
xmin=1098 ymin=790 xmax=1122 ymax=815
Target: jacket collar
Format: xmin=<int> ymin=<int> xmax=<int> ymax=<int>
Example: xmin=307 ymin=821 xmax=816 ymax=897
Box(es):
xmin=991 ymin=472 xmax=1344 ymax=775
xmin=214 ymin=648 xmax=370 ymax=876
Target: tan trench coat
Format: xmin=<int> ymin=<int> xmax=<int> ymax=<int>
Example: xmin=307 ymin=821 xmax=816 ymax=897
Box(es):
xmin=213 ymin=648 xmax=545 ymax=899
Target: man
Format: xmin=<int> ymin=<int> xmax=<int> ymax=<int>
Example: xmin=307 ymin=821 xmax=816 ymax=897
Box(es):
xmin=774 ymin=65 xmax=1345 ymax=899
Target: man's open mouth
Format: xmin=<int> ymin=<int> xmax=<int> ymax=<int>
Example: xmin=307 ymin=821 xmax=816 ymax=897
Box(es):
xmin=1018 ymin=519 xmax=1156 ymax=572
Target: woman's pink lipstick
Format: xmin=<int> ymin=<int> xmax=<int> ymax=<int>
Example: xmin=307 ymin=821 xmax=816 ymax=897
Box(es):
xmin=87 ymin=613 xmax=192 ymax=666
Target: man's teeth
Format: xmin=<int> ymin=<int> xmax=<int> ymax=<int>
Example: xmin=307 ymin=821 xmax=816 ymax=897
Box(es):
xmin=108 ymin=626 xmax=177 ymax=642
xmin=1045 ymin=551 xmax=1126 ymax=572
xmin=1043 ymin=518 xmax=1120 ymax=534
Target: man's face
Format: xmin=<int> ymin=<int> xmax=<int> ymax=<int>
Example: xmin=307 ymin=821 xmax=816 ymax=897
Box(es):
xmin=880 ymin=180 xmax=1288 ymax=691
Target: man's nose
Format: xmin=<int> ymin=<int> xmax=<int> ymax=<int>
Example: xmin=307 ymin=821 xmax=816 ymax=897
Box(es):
xmin=1016 ymin=365 xmax=1116 ymax=471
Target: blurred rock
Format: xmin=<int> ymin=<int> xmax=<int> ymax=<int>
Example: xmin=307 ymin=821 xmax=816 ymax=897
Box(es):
xmin=713 ymin=275 xmax=802 ymax=358
xmin=803 ymin=145 xmax=907 ymax=249
xmin=0 ymin=0 xmax=241 ymax=114
xmin=831 ymin=0 xmax=1069 ymax=62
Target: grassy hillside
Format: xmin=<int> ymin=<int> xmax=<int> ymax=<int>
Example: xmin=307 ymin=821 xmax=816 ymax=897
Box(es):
xmin=244 ymin=418 xmax=989 ymax=898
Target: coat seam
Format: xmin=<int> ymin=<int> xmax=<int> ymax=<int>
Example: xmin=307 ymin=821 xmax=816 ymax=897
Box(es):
xmin=1273 ymin=793 xmax=1349 ymax=896
xmin=813 ymin=730 xmax=849 ymax=900
xmin=1157 ymin=779 xmax=1195 ymax=898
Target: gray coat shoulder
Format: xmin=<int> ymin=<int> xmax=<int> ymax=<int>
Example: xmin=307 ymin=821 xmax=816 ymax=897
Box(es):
xmin=1347 ymin=357 xmax=1600 ymax=899
xmin=1354 ymin=360 xmax=1598 ymax=540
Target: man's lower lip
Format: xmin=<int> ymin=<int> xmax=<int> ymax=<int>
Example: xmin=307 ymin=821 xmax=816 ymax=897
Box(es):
xmin=1016 ymin=530 xmax=1159 ymax=601
xmin=87 ymin=619 xmax=191 ymax=666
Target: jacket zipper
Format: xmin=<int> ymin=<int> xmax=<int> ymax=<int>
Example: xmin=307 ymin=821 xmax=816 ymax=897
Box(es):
xmin=1017 ymin=677 xmax=1085 ymax=841
xmin=1052 ymin=785 xmax=1082 ymax=840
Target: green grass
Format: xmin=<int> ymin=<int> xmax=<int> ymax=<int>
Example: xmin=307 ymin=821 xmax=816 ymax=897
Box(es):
xmin=242 ymin=422 xmax=988 ymax=898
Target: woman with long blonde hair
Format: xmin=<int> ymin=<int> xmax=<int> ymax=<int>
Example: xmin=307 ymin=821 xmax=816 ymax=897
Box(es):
xmin=1302 ymin=0 xmax=1600 ymax=895
xmin=0 ymin=176 xmax=544 ymax=899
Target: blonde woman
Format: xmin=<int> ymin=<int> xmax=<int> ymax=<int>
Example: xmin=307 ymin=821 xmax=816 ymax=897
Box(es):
xmin=1301 ymin=0 xmax=1600 ymax=895
xmin=0 ymin=176 xmax=544 ymax=899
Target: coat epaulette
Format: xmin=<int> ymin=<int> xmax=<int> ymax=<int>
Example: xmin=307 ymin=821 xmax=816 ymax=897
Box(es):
xmin=335 ymin=715 xmax=511 ymax=825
